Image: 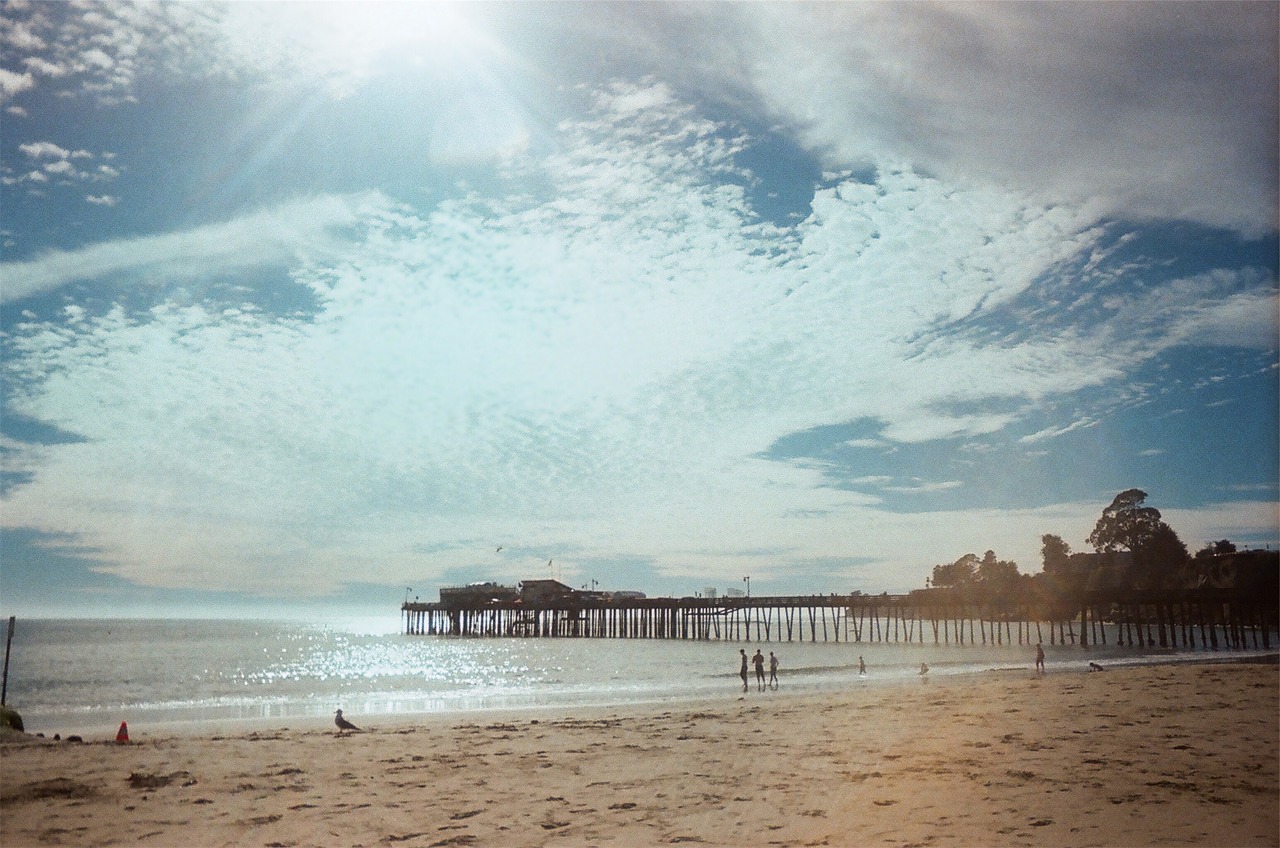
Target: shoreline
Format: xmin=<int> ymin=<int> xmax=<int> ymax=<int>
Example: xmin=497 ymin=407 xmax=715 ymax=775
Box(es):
xmin=3 ymin=657 xmax=1276 ymax=847
xmin=11 ymin=648 xmax=1278 ymax=742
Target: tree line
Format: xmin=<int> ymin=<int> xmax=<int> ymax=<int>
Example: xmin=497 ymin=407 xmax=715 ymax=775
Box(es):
xmin=922 ymin=488 xmax=1277 ymax=603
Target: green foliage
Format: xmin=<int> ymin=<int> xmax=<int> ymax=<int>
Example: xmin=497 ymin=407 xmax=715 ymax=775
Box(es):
xmin=1040 ymin=534 xmax=1071 ymax=573
xmin=1087 ymin=488 xmax=1163 ymax=552
xmin=1087 ymin=489 xmax=1189 ymax=589
xmin=1135 ymin=522 xmax=1190 ymax=589
xmin=919 ymin=490 xmax=1201 ymax=598
xmin=930 ymin=550 xmax=1023 ymax=599
xmin=976 ymin=550 xmax=1020 ymax=590
xmin=931 ymin=553 xmax=977 ymax=589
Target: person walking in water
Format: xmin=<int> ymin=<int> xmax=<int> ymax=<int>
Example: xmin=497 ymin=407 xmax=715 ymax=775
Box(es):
xmin=768 ymin=651 xmax=779 ymax=689
xmin=858 ymin=656 xmax=866 ymax=675
xmin=752 ymin=649 xmax=766 ymax=691
xmin=1035 ymin=642 xmax=1045 ymax=674
xmin=739 ymin=649 xmax=749 ymax=692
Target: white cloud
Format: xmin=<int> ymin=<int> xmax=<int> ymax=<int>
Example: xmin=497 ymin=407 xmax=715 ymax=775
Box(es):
xmin=22 ymin=56 xmax=66 ymax=77
xmin=19 ymin=141 xmax=70 ymax=159
xmin=0 ymin=192 xmax=382 ymax=303
xmin=5 ymin=2 xmax=1273 ymax=242
xmin=0 ymin=67 xmax=35 ymax=101
xmin=1167 ymin=288 xmax=1279 ymax=350
xmin=1096 ymin=269 xmax=1280 ymax=352
xmin=3 ymin=18 xmax=46 ymax=52
xmin=884 ymin=480 xmax=965 ymax=494
xmin=1163 ymin=502 xmax=1280 ymax=552
xmin=1020 ymin=417 xmax=1098 ymax=444
xmin=1 ymin=84 xmax=1275 ymax=597
xmin=0 ymin=2 xmax=221 ymax=105
xmin=85 ymin=194 xmax=117 ymax=206
xmin=732 ymin=3 xmax=1278 ymax=237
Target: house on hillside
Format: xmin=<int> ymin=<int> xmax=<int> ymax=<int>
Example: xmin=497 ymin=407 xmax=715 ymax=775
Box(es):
xmin=1190 ymin=549 xmax=1279 ymax=593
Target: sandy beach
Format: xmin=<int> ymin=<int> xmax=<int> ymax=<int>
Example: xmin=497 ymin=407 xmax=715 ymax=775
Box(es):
xmin=2 ymin=659 xmax=1276 ymax=848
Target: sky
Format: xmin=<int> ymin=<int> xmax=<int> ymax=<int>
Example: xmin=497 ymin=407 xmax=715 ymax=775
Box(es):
xmin=1 ymin=1 xmax=1277 ymax=620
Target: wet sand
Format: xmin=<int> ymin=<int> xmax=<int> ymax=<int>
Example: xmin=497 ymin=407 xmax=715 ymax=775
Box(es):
xmin=2 ymin=659 xmax=1276 ymax=847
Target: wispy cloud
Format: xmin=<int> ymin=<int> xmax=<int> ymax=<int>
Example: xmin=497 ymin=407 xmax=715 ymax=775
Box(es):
xmin=884 ymin=480 xmax=965 ymax=494
xmin=849 ymin=476 xmax=893 ymax=486
xmin=1 ymin=81 xmax=1275 ymax=596
xmin=733 ymin=3 xmax=1278 ymax=237
xmin=1020 ymin=417 xmax=1099 ymax=444
xmin=0 ymin=193 xmax=380 ymax=303
xmin=7 ymin=3 xmax=1274 ymax=239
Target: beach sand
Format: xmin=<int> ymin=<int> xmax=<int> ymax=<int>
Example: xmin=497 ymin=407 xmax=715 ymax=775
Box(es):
xmin=2 ymin=659 xmax=1276 ymax=847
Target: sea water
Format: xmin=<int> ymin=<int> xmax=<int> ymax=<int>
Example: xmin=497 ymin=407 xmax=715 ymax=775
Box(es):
xmin=4 ymin=617 xmax=1274 ymax=735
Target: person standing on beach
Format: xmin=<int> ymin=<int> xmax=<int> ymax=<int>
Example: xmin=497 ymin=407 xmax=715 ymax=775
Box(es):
xmin=1035 ymin=643 xmax=1045 ymax=674
xmin=752 ymin=649 xmax=766 ymax=691
xmin=768 ymin=651 xmax=779 ymax=689
xmin=858 ymin=656 xmax=866 ymax=675
xmin=739 ymin=649 xmax=749 ymax=692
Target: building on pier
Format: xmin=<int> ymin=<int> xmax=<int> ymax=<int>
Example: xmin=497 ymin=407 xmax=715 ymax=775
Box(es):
xmin=401 ymin=580 xmax=1277 ymax=651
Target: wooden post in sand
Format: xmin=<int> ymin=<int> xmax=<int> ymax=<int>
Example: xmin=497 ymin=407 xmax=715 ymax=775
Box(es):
xmin=1 ymin=616 xmax=13 ymax=707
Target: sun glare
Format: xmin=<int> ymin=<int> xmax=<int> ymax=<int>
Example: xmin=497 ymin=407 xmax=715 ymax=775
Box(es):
xmin=306 ymin=2 xmax=470 ymax=61
xmin=224 ymin=2 xmax=484 ymax=92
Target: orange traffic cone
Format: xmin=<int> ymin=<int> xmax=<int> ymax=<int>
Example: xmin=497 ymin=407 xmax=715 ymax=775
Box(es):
xmin=116 ymin=721 xmax=129 ymax=743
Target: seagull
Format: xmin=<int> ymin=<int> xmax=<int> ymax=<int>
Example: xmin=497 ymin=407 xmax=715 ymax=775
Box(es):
xmin=334 ymin=709 xmax=361 ymax=735
xmin=496 ymin=546 xmax=503 ymax=553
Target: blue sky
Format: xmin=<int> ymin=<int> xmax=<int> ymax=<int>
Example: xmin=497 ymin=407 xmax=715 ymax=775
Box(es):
xmin=1 ymin=2 xmax=1276 ymax=618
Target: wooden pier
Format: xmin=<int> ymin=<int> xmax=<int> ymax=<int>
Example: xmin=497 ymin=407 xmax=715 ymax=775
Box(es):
xmin=403 ymin=588 xmax=1277 ymax=650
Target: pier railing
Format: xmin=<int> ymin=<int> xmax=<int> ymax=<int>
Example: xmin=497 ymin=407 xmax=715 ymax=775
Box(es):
xmin=402 ymin=590 xmax=1277 ymax=650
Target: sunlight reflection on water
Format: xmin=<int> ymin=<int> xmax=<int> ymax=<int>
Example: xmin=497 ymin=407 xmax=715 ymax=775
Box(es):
xmin=8 ymin=617 xmax=1276 ymax=732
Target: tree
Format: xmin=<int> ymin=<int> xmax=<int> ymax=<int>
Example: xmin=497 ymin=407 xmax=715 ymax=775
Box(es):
xmin=976 ymin=549 xmax=1020 ymax=587
xmin=1195 ymin=539 xmax=1237 ymax=559
xmin=1088 ymin=489 xmax=1163 ymax=553
xmin=1136 ymin=523 xmax=1190 ymax=589
xmin=928 ymin=551 xmax=1023 ymax=600
xmin=1040 ymin=534 xmax=1072 ymax=575
xmin=974 ymin=549 xmax=1022 ymax=601
xmin=931 ymin=553 xmax=977 ymax=589
xmin=1088 ymin=489 xmax=1189 ymax=589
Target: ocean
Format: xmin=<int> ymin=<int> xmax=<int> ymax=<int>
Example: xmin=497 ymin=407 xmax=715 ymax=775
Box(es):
xmin=4 ymin=616 xmax=1275 ymax=736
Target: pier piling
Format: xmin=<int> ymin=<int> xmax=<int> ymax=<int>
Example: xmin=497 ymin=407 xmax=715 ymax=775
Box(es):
xmin=402 ymin=589 xmax=1277 ymax=652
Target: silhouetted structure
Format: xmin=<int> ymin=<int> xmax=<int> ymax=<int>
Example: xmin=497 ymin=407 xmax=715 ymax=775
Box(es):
xmin=403 ymin=581 xmax=1277 ymax=650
